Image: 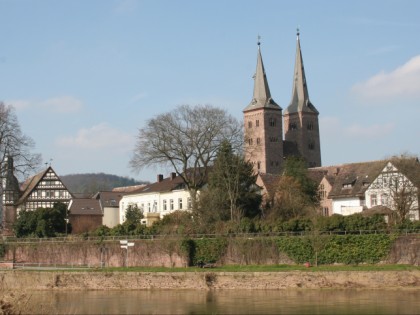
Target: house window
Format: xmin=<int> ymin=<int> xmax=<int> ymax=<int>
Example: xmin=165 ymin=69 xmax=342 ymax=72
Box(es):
xmin=256 ymin=120 xmax=259 ymax=127
xmin=187 ymin=197 xmax=192 ymax=209
xmin=170 ymin=199 xmax=174 ymax=210
xmin=371 ymin=194 xmax=377 ymax=206
xmin=380 ymin=194 xmax=388 ymax=205
xmin=163 ymin=200 xmax=167 ymax=211
xmin=289 ymin=122 xmax=297 ymax=130
xmin=322 ymin=207 xmax=329 ymax=216
xmin=248 ymin=138 xmax=253 ymax=145
xmin=147 ymin=203 xmax=151 ymax=212
xmin=178 ymin=198 xmax=183 ymax=210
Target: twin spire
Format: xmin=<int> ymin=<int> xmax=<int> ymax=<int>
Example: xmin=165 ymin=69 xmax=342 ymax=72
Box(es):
xmin=243 ymin=36 xmax=280 ymax=112
xmin=285 ymin=29 xmax=318 ymax=114
xmin=244 ymin=30 xmax=318 ymax=114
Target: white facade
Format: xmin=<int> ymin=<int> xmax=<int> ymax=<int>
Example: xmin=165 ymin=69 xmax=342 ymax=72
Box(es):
xmin=332 ymin=197 xmax=364 ymax=216
xmin=365 ymin=162 xmax=419 ymax=221
xmin=329 ymin=162 xmax=419 ymax=220
xmin=119 ymin=189 xmax=192 ymax=224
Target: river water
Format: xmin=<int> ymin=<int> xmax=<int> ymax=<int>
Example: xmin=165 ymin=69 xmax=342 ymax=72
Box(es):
xmin=27 ymin=289 xmax=419 ymax=314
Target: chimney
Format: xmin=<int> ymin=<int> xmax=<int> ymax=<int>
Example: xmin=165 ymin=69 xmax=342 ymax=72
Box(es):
xmin=333 ymin=167 xmax=340 ymax=176
xmin=157 ymin=174 xmax=164 ymax=182
xmin=170 ymin=172 xmax=176 ymax=180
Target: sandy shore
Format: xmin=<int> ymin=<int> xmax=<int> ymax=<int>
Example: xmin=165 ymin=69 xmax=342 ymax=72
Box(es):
xmin=1 ymin=270 xmax=419 ymax=290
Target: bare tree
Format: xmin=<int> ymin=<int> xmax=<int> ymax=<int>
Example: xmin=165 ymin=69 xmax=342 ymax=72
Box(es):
xmin=0 ymin=102 xmax=41 ymax=179
xmin=130 ymin=104 xmax=243 ymax=210
xmin=388 ymin=155 xmax=420 ymax=222
xmin=370 ymin=154 xmax=420 ymax=223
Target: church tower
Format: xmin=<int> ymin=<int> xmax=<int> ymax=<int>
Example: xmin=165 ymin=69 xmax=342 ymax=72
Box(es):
xmin=243 ymin=40 xmax=283 ymax=174
xmin=283 ymin=30 xmax=321 ymax=167
xmin=1 ymin=156 xmax=20 ymax=234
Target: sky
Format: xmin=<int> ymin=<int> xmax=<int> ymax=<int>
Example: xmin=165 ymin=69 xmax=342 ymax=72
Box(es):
xmin=1 ymin=0 xmax=420 ymax=183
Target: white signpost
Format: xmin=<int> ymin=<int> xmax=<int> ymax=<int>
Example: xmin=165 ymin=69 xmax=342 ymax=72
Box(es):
xmin=120 ymin=240 xmax=135 ymax=267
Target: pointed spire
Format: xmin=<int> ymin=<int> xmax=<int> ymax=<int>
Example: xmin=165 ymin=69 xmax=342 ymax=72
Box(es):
xmin=243 ymin=37 xmax=281 ymax=112
xmin=285 ymin=29 xmax=318 ymax=114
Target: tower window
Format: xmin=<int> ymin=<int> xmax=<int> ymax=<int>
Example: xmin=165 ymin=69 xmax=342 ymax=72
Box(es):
xmin=307 ymin=122 xmax=314 ymax=130
xmin=308 ymin=142 xmax=314 ymax=150
xmin=256 ymin=137 xmax=261 ymax=144
xmin=256 ymin=120 xmax=259 ymax=127
xmin=269 ymin=118 xmax=276 ymax=127
xmin=248 ymin=138 xmax=253 ymax=145
xmin=257 ymin=162 xmax=261 ymax=170
xmin=289 ymin=122 xmax=297 ymax=130
xmin=248 ymin=121 xmax=252 ymax=128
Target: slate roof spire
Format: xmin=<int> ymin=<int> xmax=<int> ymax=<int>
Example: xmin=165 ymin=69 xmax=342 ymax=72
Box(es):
xmin=285 ymin=28 xmax=318 ymax=114
xmin=243 ymin=37 xmax=281 ymax=112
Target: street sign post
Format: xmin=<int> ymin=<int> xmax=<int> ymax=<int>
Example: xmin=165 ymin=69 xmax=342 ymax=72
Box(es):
xmin=120 ymin=240 xmax=134 ymax=267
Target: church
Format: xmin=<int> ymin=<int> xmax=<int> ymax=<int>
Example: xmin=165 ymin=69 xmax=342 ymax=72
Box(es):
xmin=244 ymin=30 xmax=321 ymax=174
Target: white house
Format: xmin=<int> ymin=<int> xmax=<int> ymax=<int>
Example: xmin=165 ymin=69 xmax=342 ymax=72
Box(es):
xmin=365 ymin=162 xmax=419 ymax=221
xmin=309 ymin=159 xmax=420 ymax=220
xmin=119 ymin=173 xmax=193 ymax=226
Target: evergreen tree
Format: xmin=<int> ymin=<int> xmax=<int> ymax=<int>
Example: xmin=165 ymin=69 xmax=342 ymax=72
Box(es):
xmin=198 ymin=141 xmax=261 ymax=223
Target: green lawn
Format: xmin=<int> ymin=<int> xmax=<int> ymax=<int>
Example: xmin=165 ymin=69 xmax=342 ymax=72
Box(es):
xmin=91 ymin=264 xmax=419 ymax=273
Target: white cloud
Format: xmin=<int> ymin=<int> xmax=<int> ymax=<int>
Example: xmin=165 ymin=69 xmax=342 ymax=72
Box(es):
xmin=352 ymin=55 xmax=420 ymax=103
xmin=40 ymin=96 xmax=83 ymax=113
xmin=56 ymin=123 xmax=134 ymax=151
xmin=8 ymin=99 xmax=31 ymax=111
xmin=344 ymin=122 xmax=395 ymax=139
xmin=8 ymin=96 xmax=83 ymax=113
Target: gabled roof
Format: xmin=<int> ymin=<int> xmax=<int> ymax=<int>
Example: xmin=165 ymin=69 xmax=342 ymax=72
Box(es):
xmin=284 ymin=30 xmax=318 ymax=115
xmin=126 ymin=173 xmax=187 ymax=196
xmin=69 ymin=198 xmax=102 ymax=216
xmin=309 ymin=160 xmax=388 ymax=198
xmin=257 ymin=173 xmax=281 ymax=199
xmin=243 ymin=41 xmax=281 ymax=112
xmin=93 ymin=191 xmax=125 ymax=208
xmin=17 ymin=166 xmax=74 ymax=205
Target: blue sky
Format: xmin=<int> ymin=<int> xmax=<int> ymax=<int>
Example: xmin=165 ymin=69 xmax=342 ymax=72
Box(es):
xmin=1 ymin=0 xmax=419 ymax=182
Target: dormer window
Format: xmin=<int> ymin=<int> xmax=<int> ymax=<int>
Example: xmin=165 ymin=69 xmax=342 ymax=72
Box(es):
xmin=342 ymin=183 xmax=353 ymax=189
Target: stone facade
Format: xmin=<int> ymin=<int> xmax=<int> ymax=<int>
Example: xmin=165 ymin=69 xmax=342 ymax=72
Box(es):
xmin=244 ymin=109 xmax=283 ymax=174
xmin=244 ymin=32 xmax=321 ymax=174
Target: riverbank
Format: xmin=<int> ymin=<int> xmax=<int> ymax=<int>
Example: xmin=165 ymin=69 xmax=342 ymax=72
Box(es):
xmin=1 ymin=269 xmax=419 ymax=290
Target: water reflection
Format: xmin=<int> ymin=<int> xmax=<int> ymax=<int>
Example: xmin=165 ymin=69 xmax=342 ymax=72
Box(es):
xmin=29 ymin=289 xmax=419 ymax=314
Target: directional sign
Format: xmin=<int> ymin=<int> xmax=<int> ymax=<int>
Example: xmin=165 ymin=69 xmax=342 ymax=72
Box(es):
xmin=120 ymin=245 xmax=128 ymax=249
xmin=128 ymin=242 xmax=135 ymax=247
xmin=120 ymin=240 xmax=128 ymax=245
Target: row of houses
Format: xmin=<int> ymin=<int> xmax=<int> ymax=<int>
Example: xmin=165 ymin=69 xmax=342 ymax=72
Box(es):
xmin=1 ymin=155 xmax=419 ymax=236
